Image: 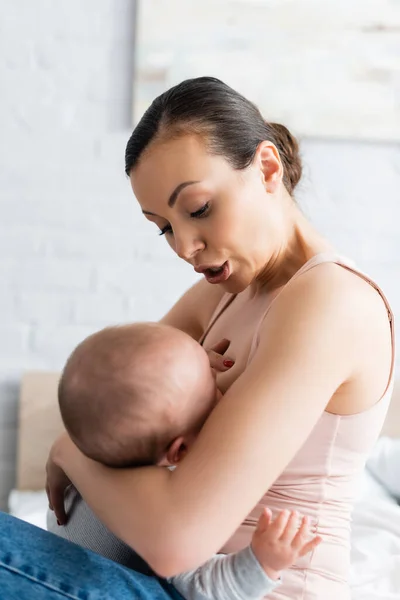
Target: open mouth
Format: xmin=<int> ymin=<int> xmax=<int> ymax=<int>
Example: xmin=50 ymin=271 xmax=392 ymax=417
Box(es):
xmin=204 ymin=262 xmax=230 ymax=284
xmin=207 ymin=265 xmax=224 ymax=275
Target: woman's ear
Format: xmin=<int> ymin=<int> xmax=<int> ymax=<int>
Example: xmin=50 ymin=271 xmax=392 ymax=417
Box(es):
xmin=257 ymin=141 xmax=283 ymax=194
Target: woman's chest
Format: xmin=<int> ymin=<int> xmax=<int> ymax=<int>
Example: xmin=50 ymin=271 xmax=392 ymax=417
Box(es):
xmin=202 ymin=291 xmax=275 ymax=394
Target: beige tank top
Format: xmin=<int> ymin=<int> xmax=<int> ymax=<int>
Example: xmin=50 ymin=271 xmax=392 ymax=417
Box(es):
xmin=200 ymin=253 xmax=395 ymax=599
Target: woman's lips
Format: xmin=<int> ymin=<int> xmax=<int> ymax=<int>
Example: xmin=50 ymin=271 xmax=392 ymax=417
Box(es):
xmin=203 ymin=261 xmax=230 ymax=284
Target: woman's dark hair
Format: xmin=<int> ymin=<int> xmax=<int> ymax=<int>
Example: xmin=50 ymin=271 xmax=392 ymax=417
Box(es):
xmin=125 ymin=76 xmax=302 ymax=195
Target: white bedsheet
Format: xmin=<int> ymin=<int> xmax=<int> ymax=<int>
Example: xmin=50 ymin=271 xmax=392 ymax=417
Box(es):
xmin=8 ymin=488 xmax=48 ymax=531
xmin=8 ymin=438 xmax=400 ymax=599
xmin=350 ymin=438 xmax=400 ymax=599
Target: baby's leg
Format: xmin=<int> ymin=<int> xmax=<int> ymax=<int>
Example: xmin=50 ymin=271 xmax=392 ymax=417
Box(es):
xmin=47 ymin=485 xmax=152 ymax=574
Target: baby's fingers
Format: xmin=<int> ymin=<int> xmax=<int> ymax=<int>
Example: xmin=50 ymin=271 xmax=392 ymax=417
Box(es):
xmin=270 ymin=509 xmax=290 ymax=538
xmin=291 ymin=515 xmax=311 ymax=550
xmin=298 ymin=535 xmax=323 ymax=557
xmin=280 ymin=510 xmax=299 ymax=542
xmin=256 ymin=508 xmax=272 ymax=534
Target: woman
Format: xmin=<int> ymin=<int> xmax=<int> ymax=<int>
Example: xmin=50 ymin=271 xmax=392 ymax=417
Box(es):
xmin=1 ymin=77 xmax=394 ymax=599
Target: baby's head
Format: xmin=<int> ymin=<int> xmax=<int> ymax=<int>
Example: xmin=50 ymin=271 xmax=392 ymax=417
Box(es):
xmin=58 ymin=323 xmax=218 ymax=468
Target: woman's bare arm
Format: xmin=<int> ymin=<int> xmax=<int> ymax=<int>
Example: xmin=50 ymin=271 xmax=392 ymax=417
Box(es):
xmin=159 ymin=278 xmax=225 ymax=340
xmin=54 ymin=265 xmax=370 ymax=577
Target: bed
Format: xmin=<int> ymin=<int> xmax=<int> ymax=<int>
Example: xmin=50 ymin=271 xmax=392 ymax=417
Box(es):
xmin=8 ymin=371 xmax=400 ymax=599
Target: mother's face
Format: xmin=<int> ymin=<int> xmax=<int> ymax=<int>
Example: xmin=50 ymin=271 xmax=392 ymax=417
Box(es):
xmin=130 ymin=135 xmax=285 ymax=294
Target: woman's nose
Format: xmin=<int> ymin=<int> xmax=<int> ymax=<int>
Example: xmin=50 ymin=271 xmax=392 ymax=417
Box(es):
xmin=174 ymin=232 xmax=204 ymax=261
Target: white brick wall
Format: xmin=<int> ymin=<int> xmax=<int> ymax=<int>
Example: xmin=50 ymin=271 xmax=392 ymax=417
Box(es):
xmin=0 ymin=0 xmax=399 ymax=509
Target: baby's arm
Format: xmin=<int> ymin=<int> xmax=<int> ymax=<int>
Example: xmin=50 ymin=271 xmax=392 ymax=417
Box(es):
xmin=170 ymin=545 xmax=277 ymax=600
xmin=170 ymin=509 xmax=322 ymax=600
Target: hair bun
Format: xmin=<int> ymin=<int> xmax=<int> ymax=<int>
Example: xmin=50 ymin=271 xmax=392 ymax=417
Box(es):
xmin=269 ymin=122 xmax=302 ymax=194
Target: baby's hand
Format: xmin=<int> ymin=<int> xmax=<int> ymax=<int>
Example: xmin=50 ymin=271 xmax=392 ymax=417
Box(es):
xmin=251 ymin=508 xmax=322 ymax=581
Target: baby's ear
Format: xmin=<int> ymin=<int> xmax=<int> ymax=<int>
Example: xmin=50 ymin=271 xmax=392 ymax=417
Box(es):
xmin=163 ymin=436 xmax=190 ymax=466
xmin=156 ymin=455 xmax=172 ymax=467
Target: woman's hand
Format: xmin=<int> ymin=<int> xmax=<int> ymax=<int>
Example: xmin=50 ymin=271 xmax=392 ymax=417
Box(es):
xmin=206 ymin=339 xmax=235 ymax=372
xmin=45 ymin=432 xmax=73 ymax=525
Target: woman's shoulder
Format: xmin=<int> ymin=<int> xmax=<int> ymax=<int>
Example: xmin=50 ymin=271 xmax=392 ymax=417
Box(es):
xmin=265 ymin=258 xmax=389 ymax=338
xmin=257 ymin=258 xmax=393 ymax=410
xmin=283 ymin=257 xmax=390 ymax=321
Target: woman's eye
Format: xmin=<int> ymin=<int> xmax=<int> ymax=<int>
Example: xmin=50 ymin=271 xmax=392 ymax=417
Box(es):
xmin=158 ymin=224 xmax=172 ymax=236
xmin=158 ymin=202 xmax=210 ymax=235
xmin=190 ymin=202 xmax=210 ymax=219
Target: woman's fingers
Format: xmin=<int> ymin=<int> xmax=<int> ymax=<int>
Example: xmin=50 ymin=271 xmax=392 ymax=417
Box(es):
xmin=206 ymin=339 xmax=235 ymax=372
xmin=49 ymin=483 xmax=68 ymax=525
xmin=209 ymin=339 xmax=231 ymax=355
xmin=46 ymin=483 xmax=53 ymax=510
xmin=208 ymin=350 xmax=235 ymax=371
xmin=45 ymin=450 xmax=71 ymax=525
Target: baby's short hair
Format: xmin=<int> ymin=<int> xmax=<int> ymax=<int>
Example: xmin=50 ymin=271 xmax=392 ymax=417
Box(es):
xmin=59 ymin=323 xmax=200 ymax=467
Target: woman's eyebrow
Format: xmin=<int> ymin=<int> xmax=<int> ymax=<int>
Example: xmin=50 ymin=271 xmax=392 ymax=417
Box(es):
xmin=168 ymin=181 xmax=199 ymax=207
xmin=142 ymin=180 xmax=200 ymax=216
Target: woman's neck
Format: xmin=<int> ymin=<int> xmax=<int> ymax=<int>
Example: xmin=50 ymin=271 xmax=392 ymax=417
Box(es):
xmin=250 ymin=207 xmax=335 ymax=297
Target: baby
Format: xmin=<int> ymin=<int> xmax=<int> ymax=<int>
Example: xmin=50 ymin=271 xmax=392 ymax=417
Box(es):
xmin=57 ymin=322 xmax=321 ymax=600
xmin=59 ymin=322 xmax=219 ymax=470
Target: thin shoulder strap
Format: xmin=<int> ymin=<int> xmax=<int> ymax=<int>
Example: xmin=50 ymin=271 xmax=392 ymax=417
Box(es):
xmin=330 ymin=256 xmax=396 ymax=394
xmin=198 ymin=293 xmax=237 ymax=347
xmin=247 ymin=253 xmax=396 ymax=385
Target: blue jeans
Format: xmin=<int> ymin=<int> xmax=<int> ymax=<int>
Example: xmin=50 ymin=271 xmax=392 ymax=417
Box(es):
xmin=0 ymin=511 xmax=183 ymax=600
